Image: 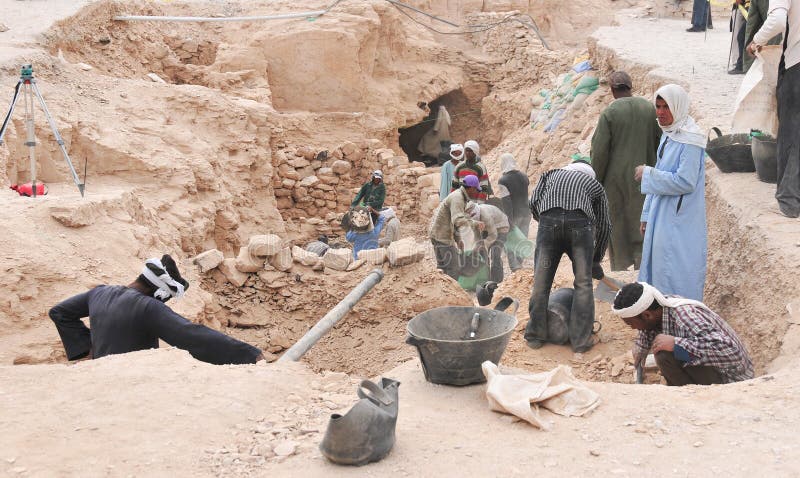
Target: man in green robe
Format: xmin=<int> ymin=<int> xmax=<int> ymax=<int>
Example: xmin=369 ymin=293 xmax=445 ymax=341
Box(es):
xmin=743 ymin=0 xmax=784 ymax=71
xmin=590 ymin=71 xmax=662 ymax=271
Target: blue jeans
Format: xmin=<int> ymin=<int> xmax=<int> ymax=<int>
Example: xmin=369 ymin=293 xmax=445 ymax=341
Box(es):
xmin=525 ymin=209 xmax=595 ymax=351
xmin=691 ymin=0 xmax=711 ymax=29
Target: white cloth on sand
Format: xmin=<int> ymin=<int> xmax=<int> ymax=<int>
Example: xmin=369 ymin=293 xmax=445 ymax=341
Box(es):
xmin=481 ymin=361 xmax=600 ymax=430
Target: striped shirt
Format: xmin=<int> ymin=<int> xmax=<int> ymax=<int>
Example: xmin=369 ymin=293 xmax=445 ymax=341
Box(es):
xmin=453 ymin=159 xmax=493 ymax=200
xmin=529 ymin=169 xmax=611 ymax=262
xmin=632 ymin=301 xmax=754 ymax=384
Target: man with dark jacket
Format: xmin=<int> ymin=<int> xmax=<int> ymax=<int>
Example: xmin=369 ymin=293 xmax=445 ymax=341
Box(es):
xmin=49 ymin=255 xmax=265 ymax=365
xmin=525 ymin=160 xmax=611 ymax=353
xmin=497 ymin=153 xmax=532 ymax=271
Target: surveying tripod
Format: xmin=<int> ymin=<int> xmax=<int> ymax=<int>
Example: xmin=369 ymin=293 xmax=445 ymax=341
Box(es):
xmin=0 ymin=64 xmax=84 ymax=197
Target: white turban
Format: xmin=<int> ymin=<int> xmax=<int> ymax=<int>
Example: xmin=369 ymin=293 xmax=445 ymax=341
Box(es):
xmin=611 ymin=282 xmax=708 ymax=318
xmin=450 ymin=143 xmax=464 ymax=159
xmin=500 ymin=153 xmax=517 ymax=174
xmin=562 ymin=161 xmax=596 ymax=179
xmin=464 ymin=140 xmax=480 ymax=157
xmin=654 ymin=84 xmax=706 ymax=149
xmin=141 ymin=258 xmax=186 ymax=301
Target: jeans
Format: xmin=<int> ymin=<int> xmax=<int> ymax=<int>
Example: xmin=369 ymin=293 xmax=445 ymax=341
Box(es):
xmin=655 ymin=351 xmax=724 ymax=386
xmin=525 ymin=209 xmax=595 ymax=351
xmin=488 ymin=232 xmax=508 ymax=283
xmin=691 ymin=0 xmax=711 ymax=29
xmin=431 ymin=240 xmax=461 ymax=279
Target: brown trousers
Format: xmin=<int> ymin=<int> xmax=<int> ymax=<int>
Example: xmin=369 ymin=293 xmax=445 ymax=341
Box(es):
xmin=655 ymin=351 xmax=724 ymax=386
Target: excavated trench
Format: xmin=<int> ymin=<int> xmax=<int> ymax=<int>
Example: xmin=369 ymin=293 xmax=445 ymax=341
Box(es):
xmin=9 ymin=0 xmax=794 ymax=385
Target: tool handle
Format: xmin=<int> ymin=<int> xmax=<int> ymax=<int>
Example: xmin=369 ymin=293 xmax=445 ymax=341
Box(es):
xmin=468 ymin=312 xmax=480 ymax=338
xmin=600 ymin=276 xmax=620 ymax=291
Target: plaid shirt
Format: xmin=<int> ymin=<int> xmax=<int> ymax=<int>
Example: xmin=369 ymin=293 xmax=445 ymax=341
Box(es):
xmin=632 ymin=301 xmax=754 ymax=383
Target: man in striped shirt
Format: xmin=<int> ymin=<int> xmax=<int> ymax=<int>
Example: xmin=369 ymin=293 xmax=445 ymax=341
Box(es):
xmin=612 ymin=282 xmax=754 ymax=385
xmin=525 ymin=160 xmax=611 ymax=353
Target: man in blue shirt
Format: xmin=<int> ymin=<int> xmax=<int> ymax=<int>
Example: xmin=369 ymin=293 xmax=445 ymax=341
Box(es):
xmin=346 ymin=214 xmax=387 ymax=259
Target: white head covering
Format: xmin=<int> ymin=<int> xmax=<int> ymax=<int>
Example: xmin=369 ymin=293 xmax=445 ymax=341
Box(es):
xmin=141 ymin=258 xmax=186 ymax=301
xmin=464 ymin=140 xmax=480 ymax=157
xmin=611 ymin=282 xmax=708 ymax=318
xmin=450 ymin=143 xmax=464 ymax=160
xmin=380 ymin=207 xmax=396 ymax=220
xmin=562 ymin=161 xmax=596 ymax=179
xmin=372 ymin=170 xmax=383 ymax=179
xmin=500 ymin=153 xmax=517 ymax=174
xmin=654 ymin=84 xmax=706 ymax=149
xmin=465 ymin=201 xmax=480 ymax=220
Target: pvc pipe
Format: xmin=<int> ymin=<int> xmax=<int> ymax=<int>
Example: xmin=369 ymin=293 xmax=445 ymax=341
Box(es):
xmin=113 ymin=11 xmax=326 ymax=22
xmin=279 ymin=268 xmax=384 ymax=362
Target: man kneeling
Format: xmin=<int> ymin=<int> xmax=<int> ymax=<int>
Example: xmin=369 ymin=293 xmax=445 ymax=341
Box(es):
xmin=612 ymin=282 xmax=753 ymax=385
xmin=49 ymin=254 xmax=265 ymax=365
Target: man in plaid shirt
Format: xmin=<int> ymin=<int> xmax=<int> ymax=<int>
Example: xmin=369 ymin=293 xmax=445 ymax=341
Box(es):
xmin=612 ymin=282 xmax=753 ymax=385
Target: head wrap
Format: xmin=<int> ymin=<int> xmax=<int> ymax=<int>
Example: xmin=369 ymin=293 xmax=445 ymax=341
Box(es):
xmin=562 ymin=161 xmax=596 ymax=179
xmin=140 ymin=256 xmax=188 ymax=302
xmin=372 ymin=170 xmax=383 ymax=179
xmin=450 ymin=143 xmax=464 ymax=160
xmin=464 ymin=140 xmax=480 ymax=157
xmin=465 ymin=201 xmax=480 ymax=219
xmin=500 ymin=153 xmax=517 ymax=174
xmin=380 ymin=207 xmax=396 ymax=220
xmin=462 ymin=174 xmax=482 ymax=190
xmin=654 ymin=84 xmax=706 ymax=149
xmin=611 ymin=282 xmax=708 ymax=318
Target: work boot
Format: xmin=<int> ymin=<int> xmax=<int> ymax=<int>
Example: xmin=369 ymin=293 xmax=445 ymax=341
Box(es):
xmin=686 ymin=26 xmax=705 ymax=32
xmin=526 ymin=339 xmax=545 ymax=350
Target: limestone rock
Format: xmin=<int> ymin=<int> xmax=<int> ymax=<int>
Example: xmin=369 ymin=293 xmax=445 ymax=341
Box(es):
xmin=417 ymin=172 xmax=440 ymax=189
xmin=235 ymin=247 xmax=266 ymax=273
xmin=193 ymin=249 xmax=224 ymax=273
xmin=292 ymin=246 xmax=323 ymax=267
xmin=387 ymin=238 xmax=425 ymax=267
xmin=357 ymin=247 xmax=387 ymax=265
xmin=270 ymin=247 xmax=293 ymax=272
xmin=299 ymin=176 xmax=320 ymax=188
xmin=257 ymin=270 xmax=289 ymax=288
xmin=219 ymin=259 xmax=249 ymax=287
xmin=346 ymin=259 xmax=366 ymax=271
xmin=331 ymin=160 xmax=351 ymax=175
xmin=323 ymin=248 xmax=352 ymax=271
xmin=248 ymin=234 xmax=282 ymax=257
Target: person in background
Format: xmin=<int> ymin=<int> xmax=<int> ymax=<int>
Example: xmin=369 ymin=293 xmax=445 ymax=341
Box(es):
xmin=346 ymin=214 xmax=387 ymax=259
xmin=748 ymin=0 xmax=800 ymax=218
xmin=688 ymin=0 xmax=713 ymax=32
xmin=352 ymin=170 xmax=386 ymax=223
xmin=466 ymin=201 xmax=510 ymax=283
xmin=497 ymin=153 xmax=532 ymax=272
xmin=378 ymin=208 xmax=401 ymax=247
xmin=613 ymin=282 xmax=753 ymax=386
xmin=453 ymin=140 xmax=492 ymax=201
xmin=591 ymin=71 xmax=661 ymax=271
xmin=743 ymin=0 xmax=784 ymax=72
xmin=429 ymin=175 xmax=485 ymax=278
xmin=49 ymin=255 xmax=265 ymax=365
xmin=635 ymin=84 xmax=707 ymax=301
xmin=440 ymin=144 xmax=463 ymax=201
xmin=729 ymin=0 xmax=751 ymax=74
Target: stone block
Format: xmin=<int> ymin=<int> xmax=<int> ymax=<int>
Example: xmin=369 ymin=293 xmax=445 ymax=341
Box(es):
xmin=357 ymin=247 xmax=386 ymax=265
xmin=289 ymin=157 xmax=310 ymax=169
xmin=341 ymin=141 xmax=359 ymax=157
xmin=323 ymin=248 xmax=352 ymax=271
xmin=387 ymin=238 xmax=425 ymax=267
xmin=219 ymin=258 xmax=249 ymax=287
xmin=417 ymin=172 xmax=440 ymax=189
xmin=346 ymin=259 xmax=366 ymax=271
xmin=299 ymin=175 xmax=320 ymax=188
xmin=248 ymin=234 xmax=282 ymax=257
xmin=270 ymin=246 xmax=293 ymax=272
xmin=235 ymin=247 xmax=266 ymax=273
xmin=388 ymin=156 xmax=410 ymax=169
xmin=331 ymin=160 xmax=352 ymax=175
xmin=292 ymin=245 xmax=324 ymax=267
xmin=193 ymin=249 xmax=224 ymax=273
xmin=375 ymin=148 xmax=394 ymax=163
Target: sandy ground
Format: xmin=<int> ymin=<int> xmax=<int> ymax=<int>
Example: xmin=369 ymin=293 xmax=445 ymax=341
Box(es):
xmin=2 ymin=1 xmax=800 ymax=477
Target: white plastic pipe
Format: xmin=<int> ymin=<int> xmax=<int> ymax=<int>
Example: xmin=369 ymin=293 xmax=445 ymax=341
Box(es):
xmin=113 ymin=11 xmax=326 ymax=22
xmin=279 ymin=268 xmax=384 ymax=362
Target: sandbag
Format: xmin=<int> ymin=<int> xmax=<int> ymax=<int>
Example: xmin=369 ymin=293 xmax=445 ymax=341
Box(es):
xmin=504 ymin=226 xmax=533 ymax=259
xmin=732 ymin=46 xmax=782 ymax=137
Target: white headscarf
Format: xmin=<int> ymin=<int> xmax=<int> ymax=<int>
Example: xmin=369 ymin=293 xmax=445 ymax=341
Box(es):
xmin=450 ymin=143 xmax=464 ymax=160
xmin=141 ymin=258 xmax=186 ymax=301
xmin=562 ymin=161 xmax=596 ymax=179
xmin=500 ymin=153 xmax=517 ymax=174
xmin=611 ymin=282 xmax=708 ymax=318
xmin=464 ymin=140 xmax=480 ymax=157
xmin=654 ymin=84 xmax=706 ymax=149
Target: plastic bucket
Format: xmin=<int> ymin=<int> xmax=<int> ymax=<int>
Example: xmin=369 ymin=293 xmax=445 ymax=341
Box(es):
xmin=706 ymin=127 xmax=755 ymax=173
xmin=751 ymin=135 xmax=778 ymax=183
xmin=406 ymin=306 xmax=518 ymax=386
